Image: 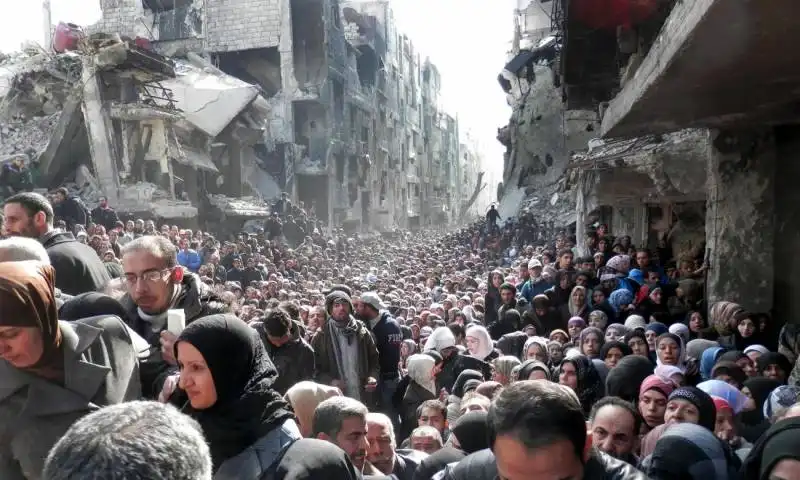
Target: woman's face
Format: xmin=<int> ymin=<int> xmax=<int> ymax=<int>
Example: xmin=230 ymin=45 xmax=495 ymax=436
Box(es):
xmin=527 ymin=344 xmax=547 ymax=362
xmin=736 ymin=357 xmax=757 ymax=377
xmin=559 ymin=362 xmax=578 ymax=391
xmin=589 ymin=316 xmax=606 ymax=330
xmin=664 ymin=399 xmax=700 ymax=426
xmin=645 ymin=331 xmax=658 ymax=349
xmin=528 ymin=369 xmax=548 ymax=381
xmin=689 ymin=312 xmax=704 ymax=332
xmin=764 ymin=363 xmax=788 ymax=382
xmin=746 ymin=350 xmax=763 ymax=363
xmin=604 ymin=347 xmax=624 ymax=369
xmin=177 ymin=342 xmax=218 ymax=410
xmin=628 ymin=337 xmax=649 ymax=357
xmin=714 ymin=408 xmax=736 ymax=442
xmin=742 ymin=386 xmax=757 ymax=411
xmin=572 ymin=288 xmax=586 ymax=307
xmin=657 ymin=338 xmax=680 ymax=365
xmin=604 ymin=328 xmax=619 ymax=342
xmin=0 ymin=326 xmax=44 ymax=369
xmin=582 ymin=334 xmax=601 ymax=357
xmin=492 ymin=274 xmax=502 ymax=288
xmin=466 ymin=335 xmax=480 ymax=355
xmin=568 ymin=324 xmax=584 ymax=339
xmin=592 ymin=290 xmax=605 ymax=305
xmin=639 ymin=389 xmax=668 ymax=427
xmin=738 ymin=318 xmax=756 ymax=338
xmin=400 ymin=342 xmax=410 ymax=357
xmin=650 ymin=289 xmax=663 ymax=304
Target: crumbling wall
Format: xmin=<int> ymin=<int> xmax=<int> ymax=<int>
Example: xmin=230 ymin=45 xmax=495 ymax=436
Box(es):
xmin=206 ymin=0 xmax=284 ymax=52
xmin=505 ymin=64 xmax=596 ymax=192
xmin=89 ymin=0 xmax=152 ymax=38
xmin=706 ymin=129 xmax=775 ymax=314
xmin=774 ymin=125 xmax=800 ymax=325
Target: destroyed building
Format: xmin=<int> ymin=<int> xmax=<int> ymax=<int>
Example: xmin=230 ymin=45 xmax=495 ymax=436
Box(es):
xmin=495 ymin=0 xmax=596 ymax=228
xmin=547 ymin=0 xmax=800 ymax=322
xmin=83 ymin=0 xmax=483 ymax=230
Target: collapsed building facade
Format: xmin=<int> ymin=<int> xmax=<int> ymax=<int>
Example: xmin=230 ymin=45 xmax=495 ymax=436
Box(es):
xmin=83 ymin=0 xmax=483 ymax=231
xmin=542 ymin=0 xmax=800 ymax=320
xmin=495 ymin=0 xmax=597 ymax=232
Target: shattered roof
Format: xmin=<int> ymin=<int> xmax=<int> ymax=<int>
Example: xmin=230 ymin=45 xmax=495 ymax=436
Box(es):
xmin=208 ymin=194 xmax=270 ymax=218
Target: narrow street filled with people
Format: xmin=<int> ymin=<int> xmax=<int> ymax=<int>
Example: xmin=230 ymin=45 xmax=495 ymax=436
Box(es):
xmin=1 ymin=0 xmax=800 ymax=479
xmin=1 ymin=190 xmax=799 ymax=480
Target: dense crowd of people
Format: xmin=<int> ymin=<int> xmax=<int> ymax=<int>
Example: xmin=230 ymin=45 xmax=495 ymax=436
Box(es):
xmin=1 ymin=189 xmax=800 ymax=480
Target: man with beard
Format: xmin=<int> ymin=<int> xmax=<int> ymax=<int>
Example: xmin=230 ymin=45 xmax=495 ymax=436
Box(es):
xmin=119 ymin=235 xmax=229 ymax=398
xmin=365 ymin=413 xmax=426 ymax=480
xmin=90 ymin=196 xmax=120 ymax=231
xmin=2 ymin=192 xmax=110 ymax=295
xmin=313 ymin=397 xmax=371 ymax=474
xmin=312 ymin=290 xmax=380 ymax=404
xmin=588 ymin=397 xmax=641 ymax=466
xmin=520 ymin=259 xmax=552 ymax=302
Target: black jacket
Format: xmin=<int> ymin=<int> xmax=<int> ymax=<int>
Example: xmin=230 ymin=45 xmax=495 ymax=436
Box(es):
xmin=436 ymin=353 xmax=491 ymax=394
xmin=42 ymin=230 xmax=111 ymax=296
xmin=444 ymin=449 xmax=648 ymax=480
xmin=119 ymin=274 xmax=230 ymax=398
xmin=90 ymin=206 xmax=120 ymax=231
xmin=253 ymin=320 xmax=315 ymax=395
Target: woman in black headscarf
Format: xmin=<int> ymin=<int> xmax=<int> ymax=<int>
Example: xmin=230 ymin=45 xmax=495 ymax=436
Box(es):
xmin=739 ymin=377 xmax=782 ymax=443
xmin=558 ymin=354 xmax=604 ymax=416
xmin=174 ymin=314 xmax=299 ymax=476
xmin=756 ymin=352 xmax=792 ymax=384
xmin=450 ymin=410 xmax=490 ymax=454
xmin=740 ymin=417 xmax=800 ymax=480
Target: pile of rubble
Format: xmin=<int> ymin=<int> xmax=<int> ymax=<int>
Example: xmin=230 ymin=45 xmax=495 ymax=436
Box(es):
xmin=0 ymin=113 xmax=60 ymax=162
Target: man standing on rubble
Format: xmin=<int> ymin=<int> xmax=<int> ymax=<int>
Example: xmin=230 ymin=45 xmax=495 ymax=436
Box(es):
xmin=52 ymin=187 xmax=88 ymax=232
xmin=2 ymin=192 xmax=110 ymax=295
xmin=91 ymin=196 xmax=120 ymax=231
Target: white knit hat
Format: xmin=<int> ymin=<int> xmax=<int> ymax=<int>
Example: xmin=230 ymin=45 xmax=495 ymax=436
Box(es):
xmin=424 ymin=327 xmax=457 ymax=352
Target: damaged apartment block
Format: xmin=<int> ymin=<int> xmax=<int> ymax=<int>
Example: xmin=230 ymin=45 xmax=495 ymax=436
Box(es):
xmin=7 ymin=0 xmax=483 ymax=230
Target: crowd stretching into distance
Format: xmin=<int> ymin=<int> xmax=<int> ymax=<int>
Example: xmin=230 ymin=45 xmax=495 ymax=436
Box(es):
xmin=0 ymin=190 xmax=799 ymax=480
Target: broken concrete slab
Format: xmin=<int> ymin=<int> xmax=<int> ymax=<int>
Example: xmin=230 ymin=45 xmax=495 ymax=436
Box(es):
xmin=109 ymin=102 xmax=184 ymax=122
xmin=158 ymin=59 xmax=260 ymax=137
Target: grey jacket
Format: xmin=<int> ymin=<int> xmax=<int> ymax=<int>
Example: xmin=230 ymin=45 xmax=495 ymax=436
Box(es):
xmin=213 ymin=419 xmax=302 ymax=480
xmin=0 ymin=316 xmax=142 ymax=480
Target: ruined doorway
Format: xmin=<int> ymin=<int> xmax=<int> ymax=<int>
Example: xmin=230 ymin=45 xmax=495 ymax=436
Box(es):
xmin=361 ymin=190 xmax=371 ymax=227
xmin=297 ymin=174 xmax=328 ymax=222
xmin=291 ymin=0 xmax=325 ymax=88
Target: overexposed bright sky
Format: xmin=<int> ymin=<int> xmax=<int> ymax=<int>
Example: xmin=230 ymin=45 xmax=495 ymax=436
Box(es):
xmin=0 ymin=0 xmax=511 ymax=187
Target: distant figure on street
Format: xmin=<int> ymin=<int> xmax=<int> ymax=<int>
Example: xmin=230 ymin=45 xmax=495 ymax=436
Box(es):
xmin=486 ymin=204 xmax=500 ymax=233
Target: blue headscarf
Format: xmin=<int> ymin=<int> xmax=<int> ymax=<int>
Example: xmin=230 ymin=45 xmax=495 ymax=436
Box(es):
xmin=609 ymin=289 xmax=634 ymax=313
xmin=700 ymin=346 xmax=727 ymax=380
xmin=645 ymin=322 xmax=668 ymax=336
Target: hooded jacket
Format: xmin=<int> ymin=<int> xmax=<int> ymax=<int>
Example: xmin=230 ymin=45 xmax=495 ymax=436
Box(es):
xmin=311 ymin=291 xmax=380 ymax=406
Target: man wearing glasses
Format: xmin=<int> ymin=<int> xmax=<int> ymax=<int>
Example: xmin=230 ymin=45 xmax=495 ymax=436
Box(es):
xmin=119 ymin=235 xmax=230 ymax=399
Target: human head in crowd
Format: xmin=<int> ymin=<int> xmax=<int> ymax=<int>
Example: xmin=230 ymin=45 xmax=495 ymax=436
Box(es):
xmin=416 ymin=399 xmax=447 ymax=435
xmin=174 ymin=314 xmax=295 ymax=472
xmin=121 ymin=236 xmax=183 ymax=314
xmin=409 ymin=426 xmax=443 ymax=454
xmin=492 ymin=355 xmax=521 ymax=385
xmin=664 ymin=386 xmax=716 ymax=431
xmin=588 ymin=397 xmax=641 ymax=464
xmin=285 ymin=381 xmax=342 ymax=438
xmin=365 ymin=412 xmax=397 ymax=475
xmin=313 ymin=396 xmax=370 ymax=472
xmin=0 ymin=236 xmax=50 ymax=263
xmin=2 ymin=192 xmax=54 ymax=238
xmin=639 ymin=422 xmax=740 ymax=479
xmin=42 ymin=401 xmax=212 ymax=480
xmin=449 ymin=410 xmax=490 ymax=454
xmin=488 ymin=381 xmax=589 ymax=479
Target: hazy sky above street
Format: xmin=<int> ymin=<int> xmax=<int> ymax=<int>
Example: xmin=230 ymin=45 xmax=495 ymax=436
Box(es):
xmin=0 ymin=0 xmax=512 ymax=186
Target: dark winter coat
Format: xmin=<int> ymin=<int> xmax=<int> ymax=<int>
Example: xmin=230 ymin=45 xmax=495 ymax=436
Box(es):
xmin=41 ymin=230 xmax=111 ymax=296
xmin=253 ymin=320 xmax=315 ymax=395
xmin=311 ymin=317 xmax=380 ymax=407
xmin=400 ymin=381 xmax=436 ymax=443
xmin=118 ymin=274 xmax=230 ymax=398
xmin=435 ymin=353 xmax=491 ymax=394
xmin=369 ymin=311 xmax=403 ymax=379
xmin=90 ymin=206 xmax=120 ymax=231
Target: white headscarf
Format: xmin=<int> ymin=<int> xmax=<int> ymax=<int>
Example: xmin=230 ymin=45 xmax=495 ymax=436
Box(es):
xmin=407 ymin=354 xmax=437 ymax=395
xmin=465 ymin=325 xmax=494 ymax=361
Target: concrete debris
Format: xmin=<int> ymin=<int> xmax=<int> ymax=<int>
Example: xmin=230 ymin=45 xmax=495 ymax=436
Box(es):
xmin=0 ymin=113 xmax=59 ymax=162
xmin=208 ymin=194 xmax=270 ymax=218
